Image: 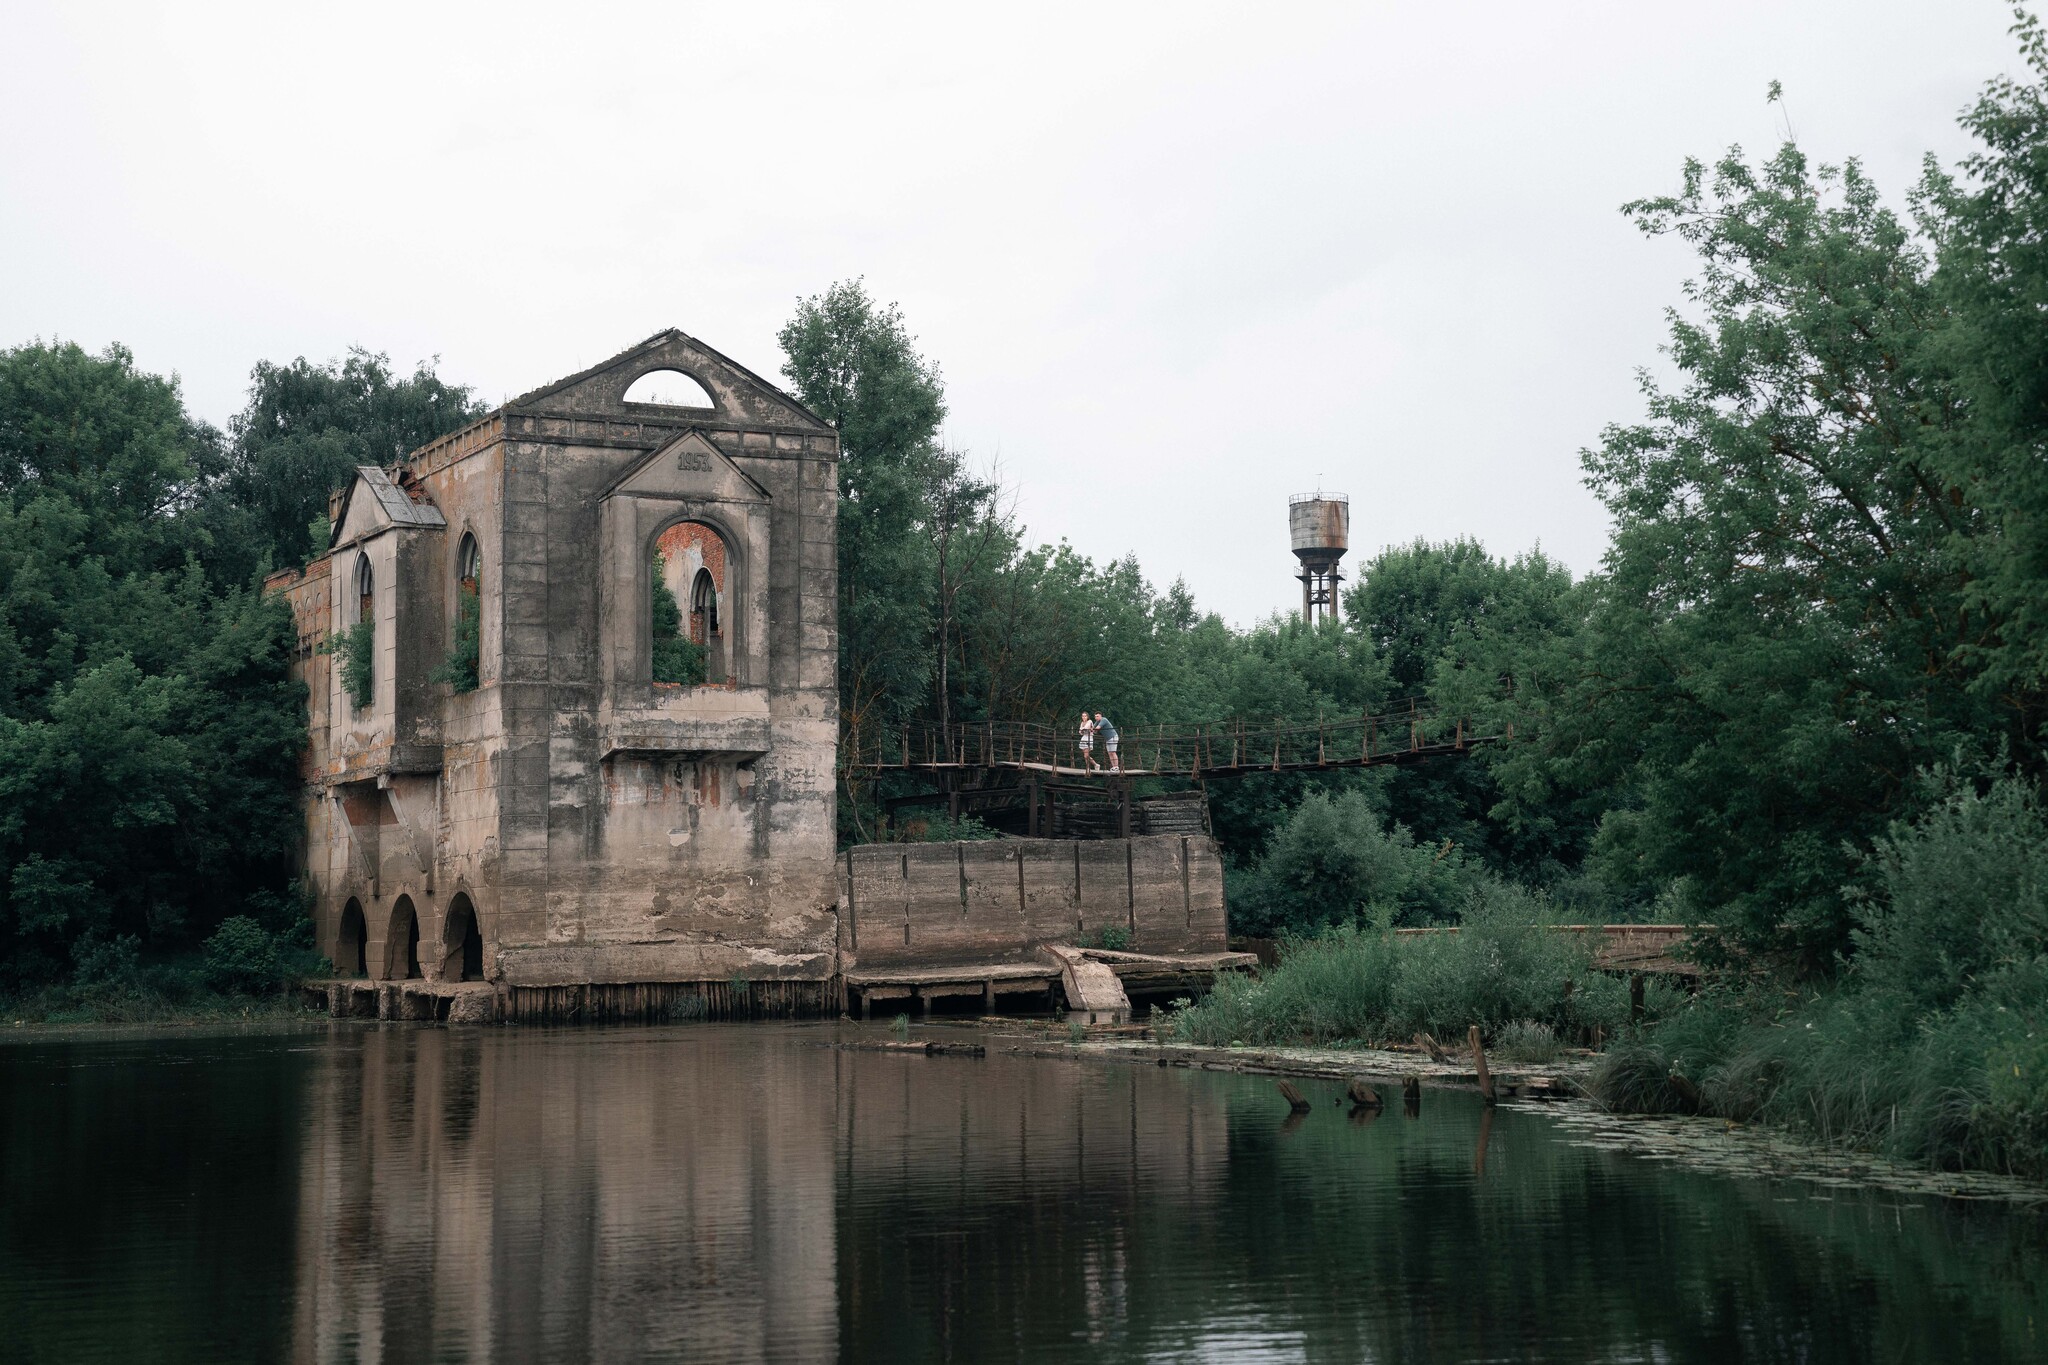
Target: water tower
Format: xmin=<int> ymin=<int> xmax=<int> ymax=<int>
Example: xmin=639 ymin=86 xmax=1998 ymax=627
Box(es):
xmin=1288 ymin=491 xmax=1349 ymax=624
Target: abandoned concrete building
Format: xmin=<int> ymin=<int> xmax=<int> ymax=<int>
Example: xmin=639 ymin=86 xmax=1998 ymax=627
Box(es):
xmin=274 ymin=330 xmax=1241 ymax=1021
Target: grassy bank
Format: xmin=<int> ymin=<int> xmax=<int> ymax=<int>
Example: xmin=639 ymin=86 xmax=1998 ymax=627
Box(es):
xmin=1592 ymin=776 xmax=2048 ymax=1180
xmin=1163 ymin=886 xmax=1645 ymax=1058
xmin=1 ymin=984 xmax=321 ymax=1028
xmin=2 ymin=914 xmax=329 ymax=1028
xmin=1177 ymin=777 xmax=2048 ymax=1182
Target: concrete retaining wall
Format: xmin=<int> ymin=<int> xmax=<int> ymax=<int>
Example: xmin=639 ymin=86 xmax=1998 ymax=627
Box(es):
xmin=843 ymin=834 xmax=1227 ymax=970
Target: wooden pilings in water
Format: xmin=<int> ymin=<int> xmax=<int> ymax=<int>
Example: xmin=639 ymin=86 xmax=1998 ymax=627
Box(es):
xmin=501 ymin=979 xmax=837 ymax=1024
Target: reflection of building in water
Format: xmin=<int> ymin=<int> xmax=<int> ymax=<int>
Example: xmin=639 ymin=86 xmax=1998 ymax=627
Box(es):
xmin=288 ymin=1031 xmax=1230 ymax=1364
xmin=290 ymin=1029 xmax=838 ymax=1364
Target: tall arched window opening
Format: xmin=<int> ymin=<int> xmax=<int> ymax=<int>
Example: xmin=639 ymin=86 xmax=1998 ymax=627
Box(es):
xmin=651 ymin=521 xmax=729 ymax=686
xmin=355 ymin=554 xmax=374 ymax=623
xmin=437 ymin=532 xmax=483 ymax=693
xmin=334 ymin=553 xmax=376 ymax=712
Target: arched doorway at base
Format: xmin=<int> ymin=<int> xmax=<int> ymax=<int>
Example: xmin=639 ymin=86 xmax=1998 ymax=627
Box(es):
xmin=442 ymin=894 xmax=483 ymax=982
xmin=337 ymin=899 xmax=367 ymax=977
xmin=387 ymin=896 xmax=421 ymax=980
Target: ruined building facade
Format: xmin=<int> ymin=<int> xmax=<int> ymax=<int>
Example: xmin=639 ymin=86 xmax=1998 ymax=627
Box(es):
xmin=272 ymin=332 xmax=842 ymax=996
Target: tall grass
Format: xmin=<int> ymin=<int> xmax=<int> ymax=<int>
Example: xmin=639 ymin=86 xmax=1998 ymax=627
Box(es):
xmin=1594 ymin=774 xmax=2048 ymax=1178
xmin=1166 ymin=882 xmax=1632 ymax=1046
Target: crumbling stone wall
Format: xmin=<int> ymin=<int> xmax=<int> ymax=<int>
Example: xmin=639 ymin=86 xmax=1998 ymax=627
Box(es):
xmin=276 ymin=332 xmax=841 ymax=987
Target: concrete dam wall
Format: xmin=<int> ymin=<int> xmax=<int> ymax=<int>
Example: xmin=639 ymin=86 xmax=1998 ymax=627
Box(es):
xmin=842 ymin=834 xmax=1229 ymax=970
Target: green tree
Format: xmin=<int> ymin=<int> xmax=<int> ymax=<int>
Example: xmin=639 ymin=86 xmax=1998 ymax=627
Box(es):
xmin=1533 ymin=143 xmax=1992 ymax=965
xmin=0 ymin=342 xmax=306 ymax=988
xmin=193 ymin=348 xmax=483 ymax=585
xmin=1344 ymin=539 xmax=1588 ymax=881
xmin=1924 ymin=8 xmax=2048 ymax=745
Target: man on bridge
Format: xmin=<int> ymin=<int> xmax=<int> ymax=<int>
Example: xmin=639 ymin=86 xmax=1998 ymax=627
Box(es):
xmin=1094 ymin=712 xmax=1120 ymax=773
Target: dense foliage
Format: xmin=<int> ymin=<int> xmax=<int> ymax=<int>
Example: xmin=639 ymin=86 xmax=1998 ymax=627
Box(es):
xmin=0 ymin=340 xmax=477 ymax=1012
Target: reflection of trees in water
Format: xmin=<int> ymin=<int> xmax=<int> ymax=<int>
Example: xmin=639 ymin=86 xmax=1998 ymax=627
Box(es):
xmin=836 ymin=1070 xmax=2048 ymax=1364
xmin=4 ymin=1031 xmax=2042 ymax=1362
xmin=293 ymin=1028 xmax=2048 ymax=1363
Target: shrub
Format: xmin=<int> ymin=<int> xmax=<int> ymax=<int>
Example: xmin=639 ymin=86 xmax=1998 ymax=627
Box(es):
xmin=1594 ymin=775 xmax=2048 ymax=1176
xmin=890 ymin=811 xmax=1000 ymax=842
xmin=321 ymin=618 xmax=374 ymax=710
xmin=202 ymin=911 xmax=325 ymax=995
xmin=1229 ymin=790 xmax=1482 ymax=936
xmin=432 ymin=582 xmax=481 ymax=692
xmin=1095 ymin=924 xmax=1132 ymax=952
xmin=1165 ymin=882 xmax=1619 ymax=1047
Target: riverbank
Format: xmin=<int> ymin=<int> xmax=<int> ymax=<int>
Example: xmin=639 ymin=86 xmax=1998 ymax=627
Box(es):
xmin=848 ymin=1021 xmax=2048 ymax=1207
xmin=0 ymin=988 xmax=323 ymax=1030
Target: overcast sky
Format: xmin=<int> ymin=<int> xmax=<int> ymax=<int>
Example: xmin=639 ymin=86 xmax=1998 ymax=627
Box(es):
xmin=0 ymin=2 xmax=2024 ymax=624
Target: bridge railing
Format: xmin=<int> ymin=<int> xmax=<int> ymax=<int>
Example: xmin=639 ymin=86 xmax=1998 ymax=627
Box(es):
xmin=843 ymin=703 xmax=1497 ymax=776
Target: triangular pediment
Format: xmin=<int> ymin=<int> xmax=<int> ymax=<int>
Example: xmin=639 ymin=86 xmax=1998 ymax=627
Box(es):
xmin=330 ymin=465 xmax=446 ymax=548
xmin=603 ymin=430 xmax=771 ymax=505
xmin=508 ymin=329 xmax=831 ymax=434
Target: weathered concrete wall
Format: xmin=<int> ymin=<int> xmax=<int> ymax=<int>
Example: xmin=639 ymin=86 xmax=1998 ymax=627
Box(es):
xmin=843 ymin=835 xmax=1228 ymax=970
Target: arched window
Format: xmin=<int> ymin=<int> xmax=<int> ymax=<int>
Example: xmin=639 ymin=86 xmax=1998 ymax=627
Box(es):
xmin=457 ymin=533 xmax=481 ymax=594
xmin=622 ymin=368 xmax=715 ymax=409
xmin=689 ymin=569 xmax=716 ymax=644
xmin=651 ymin=521 xmax=729 ymax=686
xmin=355 ymin=553 xmax=374 ymax=623
xmin=338 ymin=899 xmax=368 ymax=978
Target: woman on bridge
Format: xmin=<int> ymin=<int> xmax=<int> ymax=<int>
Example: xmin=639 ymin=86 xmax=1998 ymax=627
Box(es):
xmin=1078 ymin=711 xmax=1097 ymax=771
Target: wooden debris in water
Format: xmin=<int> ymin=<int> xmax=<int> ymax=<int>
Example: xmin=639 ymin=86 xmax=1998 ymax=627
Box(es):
xmin=1414 ymin=1032 xmax=1449 ymax=1064
xmin=1469 ymin=1025 xmax=1495 ymax=1105
xmin=1277 ymin=1080 xmax=1313 ymax=1113
xmin=1347 ymin=1078 xmax=1382 ymax=1109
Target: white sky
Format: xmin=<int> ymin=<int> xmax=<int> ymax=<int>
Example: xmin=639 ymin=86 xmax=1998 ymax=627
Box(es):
xmin=0 ymin=2 xmax=2023 ymax=624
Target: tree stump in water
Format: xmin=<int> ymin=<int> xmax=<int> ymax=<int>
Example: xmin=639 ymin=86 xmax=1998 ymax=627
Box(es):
xmin=1468 ymin=1025 xmax=1495 ymax=1105
xmin=1346 ymin=1078 xmax=1382 ymax=1109
xmin=1276 ymin=1080 xmax=1313 ymax=1114
xmin=1402 ymin=1074 xmax=1421 ymax=1116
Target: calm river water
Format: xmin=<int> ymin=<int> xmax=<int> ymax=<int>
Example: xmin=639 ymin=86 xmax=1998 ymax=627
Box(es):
xmin=1 ymin=1022 xmax=2043 ymax=1363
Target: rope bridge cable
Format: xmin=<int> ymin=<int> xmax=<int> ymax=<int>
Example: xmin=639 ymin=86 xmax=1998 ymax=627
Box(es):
xmin=841 ymin=702 xmax=1502 ymax=780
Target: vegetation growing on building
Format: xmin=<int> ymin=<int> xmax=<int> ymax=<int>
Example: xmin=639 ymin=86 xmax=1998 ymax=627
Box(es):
xmin=432 ymin=582 xmax=481 ymax=693
xmin=322 ymin=617 xmax=375 ymax=710
xmin=650 ymin=555 xmax=707 ymax=686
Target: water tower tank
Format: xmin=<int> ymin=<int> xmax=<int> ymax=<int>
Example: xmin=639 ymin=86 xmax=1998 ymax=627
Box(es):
xmin=1288 ymin=492 xmax=1349 ymax=624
